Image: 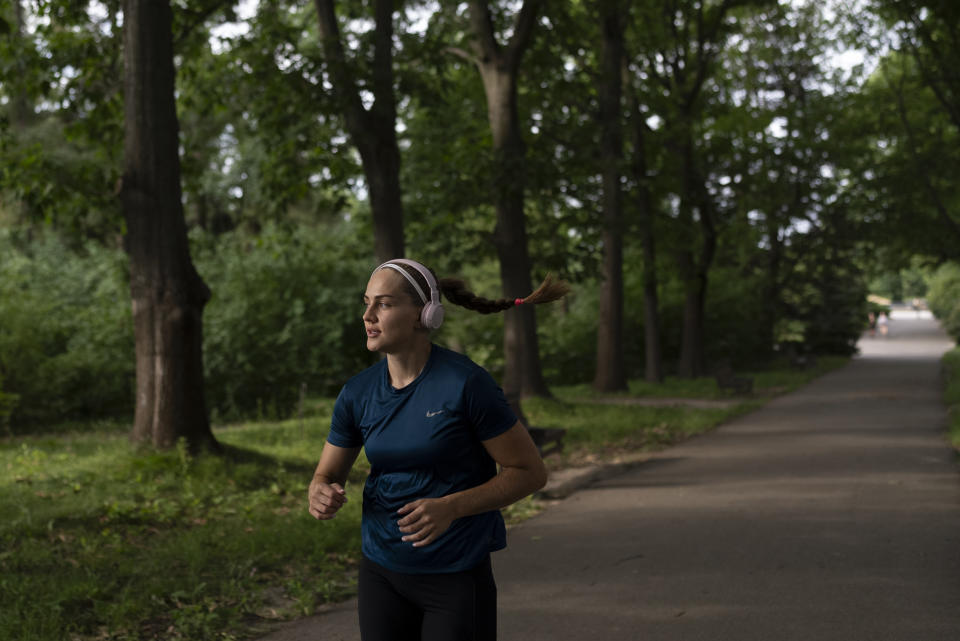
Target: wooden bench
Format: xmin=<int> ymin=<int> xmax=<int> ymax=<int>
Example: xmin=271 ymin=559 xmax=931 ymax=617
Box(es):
xmin=714 ymin=365 xmax=753 ymax=395
xmin=508 ymin=397 xmax=565 ymax=457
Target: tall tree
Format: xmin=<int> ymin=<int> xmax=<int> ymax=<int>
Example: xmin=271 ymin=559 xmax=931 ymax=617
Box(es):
xmin=857 ymin=1 xmax=960 ymax=257
xmin=887 ymin=60 xmax=960 ymax=251
xmin=733 ymin=2 xmax=836 ymax=359
xmin=450 ymin=0 xmax=550 ymax=399
xmin=314 ymin=0 xmax=404 ymax=263
xmin=120 ymin=0 xmax=217 ymax=451
xmin=0 ymin=0 xmax=125 ymax=241
xmin=624 ymin=70 xmax=664 ymax=383
xmin=593 ymin=0 xmax=627 ymax=391
xmin=846 ymin=52 xmax=960 ymax=262
xmin=880 ymin=0 xmax=960 ymax=131
xmin=636 ymin=0 xmax=772 ymax=377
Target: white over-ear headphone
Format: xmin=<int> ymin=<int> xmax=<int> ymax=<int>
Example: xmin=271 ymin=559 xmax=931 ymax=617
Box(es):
xmin=375 ymin=259 xmax=445 ymax=329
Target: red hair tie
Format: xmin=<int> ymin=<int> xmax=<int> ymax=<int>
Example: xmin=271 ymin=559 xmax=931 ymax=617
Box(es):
xmin=514 ymin=298 xmax=525 ymax=306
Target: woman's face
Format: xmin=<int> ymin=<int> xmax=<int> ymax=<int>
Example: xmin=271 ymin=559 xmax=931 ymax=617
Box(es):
xmin=362 ymin=269 xmax=423 ymax=354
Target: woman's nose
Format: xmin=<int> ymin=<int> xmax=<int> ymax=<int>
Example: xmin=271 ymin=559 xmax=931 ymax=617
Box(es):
xmin=362 ymin=304 xmax=375 ymax=322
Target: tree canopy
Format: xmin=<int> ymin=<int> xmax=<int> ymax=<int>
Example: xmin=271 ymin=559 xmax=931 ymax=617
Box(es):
xmin=1 ymin=0 xmax=958 ymax=438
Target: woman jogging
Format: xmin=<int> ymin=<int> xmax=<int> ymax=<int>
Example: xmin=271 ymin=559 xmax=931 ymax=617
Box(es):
xmin=308 ymin=258 xmax=569 ymax=641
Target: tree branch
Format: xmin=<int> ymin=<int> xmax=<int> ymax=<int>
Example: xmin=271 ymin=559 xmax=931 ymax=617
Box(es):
xmin=467 ymin=0 xmax=501 ymax=64
xmin=445 ymin=46 xmax=480 ymax=67
xmin=886 ymin=61 xmax=960 ymax=245
xmin=313 ymin=0 xmax=370 ymax=134
xmin=905 ymin=12 xmax=960 ymax=131
xmin=370 ymin=0 xmax=396 ymax=123
xmin=505 ymin=0 xmax=543 ymax=70
xmin=174 ymin=0 xmax=233 ymax=50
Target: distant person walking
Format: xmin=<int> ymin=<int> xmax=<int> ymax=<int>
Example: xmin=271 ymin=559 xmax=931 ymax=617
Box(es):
xmin=878 ymin=311 xmax=889 ymax=337
xmin=308 ymin=258 xmax=567 ymax=641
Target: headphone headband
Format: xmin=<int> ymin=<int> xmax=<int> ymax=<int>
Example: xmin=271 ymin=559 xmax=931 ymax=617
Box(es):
xmin=378 ymin=263 xmax=428 ymax=304
xmin=374 ymin=259 xmax=445 ymax=329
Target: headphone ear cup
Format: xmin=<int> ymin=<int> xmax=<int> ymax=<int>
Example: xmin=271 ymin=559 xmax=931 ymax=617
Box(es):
xmin=421 ymin=302 xmax=445 ymax=329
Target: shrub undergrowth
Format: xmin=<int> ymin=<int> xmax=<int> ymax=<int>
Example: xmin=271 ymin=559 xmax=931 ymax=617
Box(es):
xmin=0 ymin=218 xmax=872 ymax=433
xmin=943 ymin=347 xmax=960 ymax=451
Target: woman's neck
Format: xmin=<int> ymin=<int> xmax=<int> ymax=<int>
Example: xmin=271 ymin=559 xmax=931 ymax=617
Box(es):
xmin=386 ymin=340 xmax=432 ymax=389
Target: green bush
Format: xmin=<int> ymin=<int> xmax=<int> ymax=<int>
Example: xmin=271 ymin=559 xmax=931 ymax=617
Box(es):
xmin=0 ymin=213 xmax=879 ymax=431
xmin=942 ymin=348 xmax=960 ymax=450
xmin=0 ymin=221 xmax=379 ymax=429
xmin=703 ymin=263 xmax=771 ymax=367
xmin=778 ymin=223 xmax=868 ymax=357
xmin=926 ymin=263 xmax=960 ymax=341
xmin=0 ymin=232 xmax=134 ymax=428
xmin=194 ymin=222 xmax=375 ymax=420
xmin=943 ymin=303 xmax=960 ymax=344
xmin=0 ymin=372 xmax=18 ymax=432
xmin=432 ymin=247 xmax=779 ymax=385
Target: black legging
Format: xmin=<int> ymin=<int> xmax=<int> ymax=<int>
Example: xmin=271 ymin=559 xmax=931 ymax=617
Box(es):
xmin=357 ymin=555 xmax=497 ymax=641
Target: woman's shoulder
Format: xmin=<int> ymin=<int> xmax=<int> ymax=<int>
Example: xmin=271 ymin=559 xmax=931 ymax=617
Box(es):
xmin=429 ymin=345 xmax=505 ymax=396
xmin=341 ymin=358 xmax=387 ymax=395
xmin=431 ymin=344 xmax=486 ymax=377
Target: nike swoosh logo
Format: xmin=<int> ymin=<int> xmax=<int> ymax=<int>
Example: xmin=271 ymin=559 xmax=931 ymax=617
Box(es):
xmin=426 ymin=410 xmax=444 ymax=418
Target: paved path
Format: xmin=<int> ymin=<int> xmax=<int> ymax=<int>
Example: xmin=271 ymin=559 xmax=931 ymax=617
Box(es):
xmin=259 ymin=314 xmax=960 ymax=640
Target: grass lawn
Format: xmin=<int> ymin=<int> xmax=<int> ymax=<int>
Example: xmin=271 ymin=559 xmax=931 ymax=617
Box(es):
xmin=1 ymin=357 xmax=848 ymax=641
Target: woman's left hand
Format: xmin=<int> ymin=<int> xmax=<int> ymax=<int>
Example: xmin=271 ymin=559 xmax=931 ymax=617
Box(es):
xmin=396 ymin=497 xmax=457 ymax=547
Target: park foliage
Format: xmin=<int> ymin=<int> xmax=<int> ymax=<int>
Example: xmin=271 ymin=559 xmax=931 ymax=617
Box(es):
xmin=0 ymin=217 xmax=862 ymax=430
xmin=943 ymin=347 xmax=960 ymax=451
xmin=926 ymin=263 xmax=960 ymax=342
xmin=2 ymin=1 xmax=958 ymax=433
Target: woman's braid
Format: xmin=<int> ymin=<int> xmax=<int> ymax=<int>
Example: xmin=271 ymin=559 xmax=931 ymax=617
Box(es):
xmin=438 ymin=274 xmax=570 ymax=314
xmin=438 ymin=278 xmax=513 ymax=314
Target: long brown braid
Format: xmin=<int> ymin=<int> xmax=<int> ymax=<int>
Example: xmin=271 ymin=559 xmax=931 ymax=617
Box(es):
xmin=439 ymin=274 xmax=570 ymax=314
xmin=381 ymin=261 xmax=570 ymax=315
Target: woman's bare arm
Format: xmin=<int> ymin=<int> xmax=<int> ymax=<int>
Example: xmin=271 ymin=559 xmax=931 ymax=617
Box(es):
xmin=308 ymin=442 xmax=362 ymax=520
xmin=396 ymin=421 xmax=547 ymax=546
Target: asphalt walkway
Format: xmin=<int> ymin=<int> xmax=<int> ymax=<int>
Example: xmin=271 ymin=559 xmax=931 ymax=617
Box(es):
xmin=259 ymin=313 xmax=960 ymax=640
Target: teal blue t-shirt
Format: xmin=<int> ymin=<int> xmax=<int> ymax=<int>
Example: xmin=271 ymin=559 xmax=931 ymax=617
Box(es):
xmin=326 ymin=344 xmax=517 ymax=574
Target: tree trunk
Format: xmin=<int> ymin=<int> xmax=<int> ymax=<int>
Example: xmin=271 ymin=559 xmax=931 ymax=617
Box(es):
xmin=482 ymin=68 xmax=549 ymax=398
xmin=314 ymin=0 xmax=404 ymax=263
xmin=467 ymin=0 xmax=549 ymax=399
xmin=121 ymin=0 xmax=217 ymax=452
xmin=359 ymin=135 xmax=405 ymax=263
xmin=593 ymin=1 xmax=627 ymax=392
xmin=652 ymin=0 xmax=741 ymax=378
xmin=641 ymin=232 xmax=663 ymax=382
xmin=627 ymin=89 xmax=663 ymax=383
xmin=676 ymin=252 xmax=705 ymax=378
xmin=10 ymin=0 xmax=31 ymax=128
xmin=762 ymin=212 xmax=782 ymax=356
xmin=676 ymin=136 xmax=715 ymax=378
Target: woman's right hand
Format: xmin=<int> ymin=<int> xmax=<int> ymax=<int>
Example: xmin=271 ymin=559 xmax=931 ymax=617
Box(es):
xmin=307 ymin=442 xmax=360 ymax=521
xmin=308 ymin=480 xmax=348 ymax=520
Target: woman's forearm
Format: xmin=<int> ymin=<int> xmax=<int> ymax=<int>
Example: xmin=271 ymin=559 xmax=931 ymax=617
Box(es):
xmin=396 ymin=423 xmax=548 ymax=547
xmin=445 ymin=463 xmax=547 ymax=520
